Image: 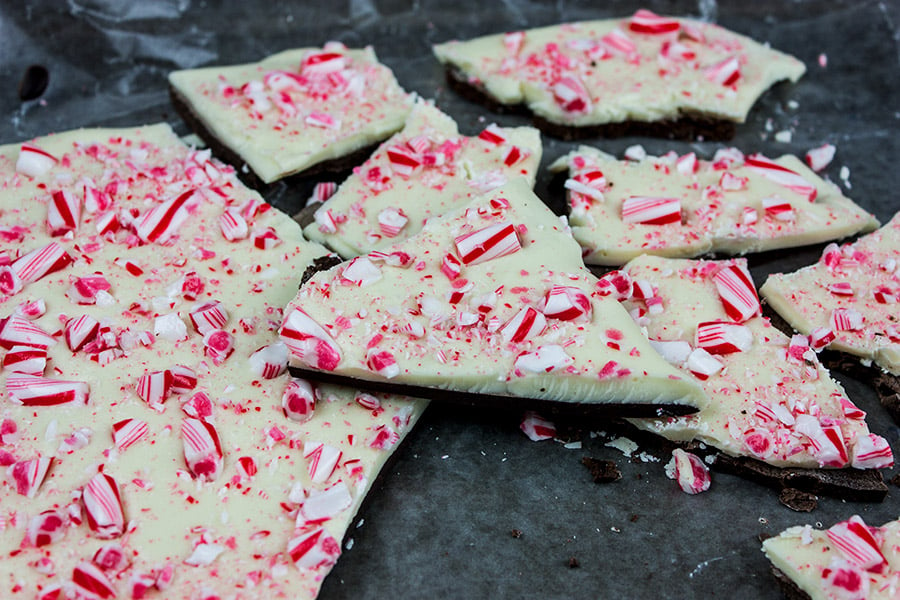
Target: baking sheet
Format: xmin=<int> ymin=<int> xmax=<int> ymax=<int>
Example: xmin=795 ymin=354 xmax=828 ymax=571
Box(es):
xmin=2 ymin=0 xmax=899 ymax=598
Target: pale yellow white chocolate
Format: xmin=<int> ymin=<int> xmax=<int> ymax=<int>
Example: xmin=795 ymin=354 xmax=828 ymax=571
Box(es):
xmin=618 ymin=255 xmax=891 ymax=470
xmin=761 ymin=213 xmax=900 ymax=375
xmin=433 ymin=9 xmax=805 ymax=127
xmin=0 ymin=125 xmax=425 ymax=599
xmin=763 ymin=515 xmax=900 ymax=599
xmin=303 ymin=99 xmax=542 ymax=258
xmin=169 ymin=44 xmax=413 ymax=183
xmin=282 ymin=178 xmax=706 ymax=410
xmin=548 ymin=145 xmax=878 ymax=266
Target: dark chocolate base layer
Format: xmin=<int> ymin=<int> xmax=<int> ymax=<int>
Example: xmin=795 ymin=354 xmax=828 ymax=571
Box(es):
xmin=169 ymin=85 xmax=380 ymax=192
xmin=444 ymin=67 xmax=737 ymax=141
xmin=770 ymin=567 xmax=813 ymax=600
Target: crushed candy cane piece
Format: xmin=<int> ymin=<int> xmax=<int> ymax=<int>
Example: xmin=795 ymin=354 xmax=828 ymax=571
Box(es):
xmin=82 ymin=472 xmax=125 ymax=539
xmin=282 ymin=378 xmax=316 ymax=422
xmin=280 ymin=307 xmax=342 ymax=371
xmin=519 ymin=411 xmax=556 ymax=441
xmin=665 ymin=449 xmax=711 ymax=494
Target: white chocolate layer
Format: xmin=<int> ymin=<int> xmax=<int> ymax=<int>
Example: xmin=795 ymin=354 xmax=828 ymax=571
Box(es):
xmin=169 ymin=45 xmax=413 ymax=183
xmin=433 ymin=11 xmax=805 ymax=127
xmin=549 ymin=146 xmax=878 ymax=265
xmin=763 ymin=516 xmax=900 ymax=600
xmin=283 ymin=178 xmax=706 ymax=410
xmin=303 ymin=100 xmax=542 ymax=258
xmin=761 ymin=213 xmax=900 ymax=375
xmin=621 ymin=255 xmax=889 ymax=469
xmin=0 ymin=125 xmax=425 ymax=599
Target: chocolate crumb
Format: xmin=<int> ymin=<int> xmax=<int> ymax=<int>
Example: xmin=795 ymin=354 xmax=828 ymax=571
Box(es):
xmin=510 ymin=529 xmax=522 ymax=539
xmin=758 ymin=532 xmax=773 ymax=543
xmin=874 ymin=372 xmax=900 ymax=425
xmin=18 ymin=65 xmax=49 ymax=101
xmin=568 ymin=557 xmax=580 ymax=569
xmin=890 ymin=474 xmax=900 ymax=487
xmin=778 ymin=488 xmax=818 ymax=512
xmin=581 ymin=457 xmax=621 ymax=483
xmin=630 ymin=514 xmax=639 ymax=523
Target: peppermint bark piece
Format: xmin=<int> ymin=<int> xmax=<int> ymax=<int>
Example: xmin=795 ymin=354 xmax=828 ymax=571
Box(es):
xmin=549 ymin=146 xmax=878 ymax=265
xmin=169 ymin=43 xmax=413 ymax=184
xmin=433 ymin=9 xmax=805 ymax=139
xmin=282 ymin=178 xmax=706 ymax=417
xmin=0 ymin=125 xmax=426 ymax=599
xmin=615 ymin=256 xmax=891 ymax=479
xmin=761 ymin=213 xmax=900 ymax=376
xmin=303 ymin=100 xmax=542 ymax=258
xmin=763 ymin=515 xmax=900 ymax=600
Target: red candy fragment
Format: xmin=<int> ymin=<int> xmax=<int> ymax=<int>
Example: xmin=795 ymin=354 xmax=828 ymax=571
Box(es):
xmin=82 ymin=472 xmax=125 ymax=539
xmin=851 ymin=434 xmax=893 ymax=470
xmin=112 ymin=418 xmax=149 ymax=452
xmin=72 ymin=561 xmax=117 ymax=599
xmin=826 ymin=516 xmax=888 ymax=573
xmin=629 ymin=9 xmax=680 ymax=34
xmin=280 ymin=307 xmax=342 ymax=371
xmin=1 ymin=344 xmax=47 ymax=375
xmin=7 ymin=374 xmax=89 ymax=406
xmin=366 ymin=349 xmax=400 ymax=379
xmin=621 ymin=196 xmax=682 ymax=225
xmin=282 ymin=378 xmax=316 ymax=423
xmin=500 ymin=306 xmax=547 ymax=344
xmin=712 ymin=263 xmax=759 ymax=323
xmin=685 ymin=348 xmax=724 ymax=380
xmin=540 ymin=285 xmax=592 ymax=322
xmin=830 ymin=307 xmax=863 ymax=332
xmin=551 ymin=75 xmax=591 ymax=113
xmin=249 ymin=342 xmax=288 ymax=379
xmin=203 ymin=329 xmax=235 ymax=365
xmin=16 ymin=142 xmax=58 ymax=177
xmin=519 ymin=411 xmax=556 ymax=441
xmin=10 ymin=455 xmax=53 ymax=497
xmin=303 ymin=441 xmax=342 ymax=484
xmin=665 ymin=448 xmax=711 ymax=494
xmin=795 ymin=414 xmax=849 ymax=467
xmin=47 ymin=189 xmax=82 ymax=236
xmin=287 ymin=527 xmax=340 ymax=570
xmin=745 ymin=154 xmax=818 ymax=201
xmin=65 ymin=315 xmax=100 ymax=352
xmin=189 ymin=300 xmax=229 ymax=335
xmin=11 ymin=241 xmax=73 ymax=285
xmin=219 ymin=208 xmax=249 ymax=241
xmin=805 ymin=143 xmax=836 ymax=172
xmin=135 ymin=369 xmax=173 ymax=407
xmin=703 ymin=56 xmax=741 ymax=86
xmin=695 ymin=321 xmax=753 ymax=354
xmin=26 ymin=509 xmax=67 ymax=547
xmin=377 ymin=207 xmax=408 ymax=238
xmin=136 ymin=189 xmax=198 ymax=244
xmin=0 ymin=314 xmax=57 ymax=349
xmin=181 ymin=418 xmax=224 ymax=481
xmin=454 ymin=222 xmax=521 ymax=266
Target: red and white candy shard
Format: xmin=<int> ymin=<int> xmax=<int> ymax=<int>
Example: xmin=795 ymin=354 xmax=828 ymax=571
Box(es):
xmin=26 ymin=509 xmax=67 ymax=547
xmin=519 ymin=411 xmax=556 ymax=441
xmin=93 ymin=542 xmax=130 ymax=572
xmin=7 ymin=374 xmax=89 ymax=407
xmin=135 ymin=369 xmax=173 ymax=406
xmin=304 ymin=441 xmax=342 ymax=484
xmin=287 ymin=527 xmax=340 ymax=570
xmin=826 ymin=516 xmax=888 ymax=573
xmin=552 ymin=75 xmax=591 ymax=113
xmin=282 ymin=378 xmax=316 ymax=422
xmin=169 ymin=365 xmax=198 ymax=395
xmin=65 ymin=315 xmax=100 ymax=351
xmin=621 ymin=196 xmax=681 ymax=225
xmin=665 ymin=448 xmax=711 ymax=494
xmin=280 ymin=307 xmax=342 ymax=371
xmin=685 ymin=348 xmax=724 ymax=380
xmin=695 ymin=321 xmax=753 ymax=354
xmin=628 ymin=9 xmax=680 ymax=34
xmin=762 ymin=197 xmax=795 ymax=222
xmin=377 ymin=207 xmax=408 ymax=238
xmin=805 ymin=143 xmax=836 ymax=172
xmin=794 ymin=414 xmax=848 ymax=467
xmin=500 ymin=306 xmax=547 ymax=344
xmin=744 ymin=154 xmax=817 ymax=201
xmin=203 ymin=329 xmax=235 ymax=365
xmin=67 ymin=275 xmax=112 ymax=305
xmin=454 ymin=222 xmax=521 ymax=266
xmin=0 ymin=315 xmax=57 ymax=349
xmin=540 ymin=286 xmax=592 ymax=322
xmin=386 ymin=145 xmax=421 ymax=178
xmin=341 ymin=256 xmax=382 ymax=286
xmin=82 ymin=472 xmax=125 ymax=539
xmin=809 ymin=327 xmax=836 ymax=350
xmin=648 ymin=339 xmax=692 ymax=367
xmin=249 ymin=342 xmax=288 ymax=379
xmin=136 ymin=189 xmax=197 ymax=244
xmin=830 ymin=307 xmax=864 ymax=332
xmin=366 ymin=349 xmax=400 ymax=379
xmin=712 ymin=263 xmax=760 ymax=322
xmin=703 ymin=55 xmax=741 ymax=86
xmin=440 ymin=252 xmax=462 ymax=280
xmin=181 ymin=418 xmax=224 ymax=481
xmin=826 ymin=281 xmax=854 ymax=296
xmin=1 ymin=344 xmax=47 ymax=375
xmin=112 ymin=418 xmax=149 ymax=452
xmin=72 ymin=560 xmax=117 ymax=599
xmin=219 ymin=208 xmax=249 ymax=241
xmin=16 ymin=143 xmax=58 ymax=177
xmin=10 ymin=455 xmax=53 ymax=498
xmin=514 ymin=345 xmax=573 ymax=373
xmin=299 ymin=482 xmax=353 ymax=524
xmin=189 ymin=300 xmax=229 ymax=335
xmin=11 ymin=241 xmax=72 ymax=285
xmin=47 ymin=189 xmax=82 ymax=236
xmin=851 ymin=434 xmax=893 ymax=470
